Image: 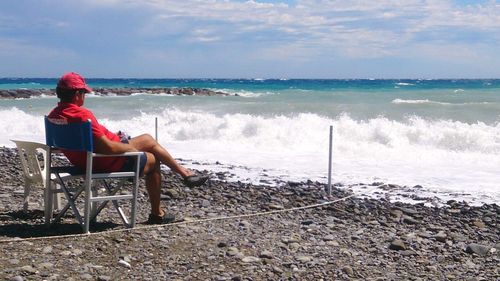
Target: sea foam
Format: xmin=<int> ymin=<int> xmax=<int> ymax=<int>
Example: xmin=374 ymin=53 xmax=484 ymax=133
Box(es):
xmin=3 ymin=107 xmax=499 ymax=204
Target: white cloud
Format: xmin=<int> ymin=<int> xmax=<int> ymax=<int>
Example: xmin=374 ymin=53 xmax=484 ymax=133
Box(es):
xmin=79 ymin=0 xmax=500 ymax=60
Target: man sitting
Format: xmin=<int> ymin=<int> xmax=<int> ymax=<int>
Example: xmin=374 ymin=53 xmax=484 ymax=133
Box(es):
xmin=48 ymin=72 xmax=208 ymax=224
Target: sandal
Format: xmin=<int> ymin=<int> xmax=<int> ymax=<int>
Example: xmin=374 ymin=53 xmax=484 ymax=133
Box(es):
xmin=147 ymin=212 xmax=176 ymax=224
xmin=183 ymin=174 xmax=209 ymax=187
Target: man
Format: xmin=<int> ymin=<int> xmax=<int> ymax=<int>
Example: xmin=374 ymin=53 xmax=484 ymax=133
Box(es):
xmin=48 ymin=72 xmax=208 ymax=224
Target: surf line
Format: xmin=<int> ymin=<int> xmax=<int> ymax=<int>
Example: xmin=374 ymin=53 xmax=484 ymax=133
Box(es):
xmin=0 ymin=191 xmax=362 ymax=244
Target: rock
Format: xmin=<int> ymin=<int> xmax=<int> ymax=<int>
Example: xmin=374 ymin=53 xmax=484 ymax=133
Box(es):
xmin=239 ymin=220 xmax=251 ymax=228
xmin=9 ymin=276 xmax=23 ymax=281
xmin=226 ymin=247 xmax=240 ymax=256
xmin=60 ymin=250 xmax=72 ymax=256
xmin=20 ymin=265 xmax=37 ymax=274
xmin=323 ymin=235 xmax=335 ymax=241
xmin=259 ymin=250 xmax=274 ymax=259
xmin=42 ymin=246 xmax=53 ymax=253
xmin=72 ymin=249 xmax=83 ymax=256
xmin=295 ymin=255 xmax=313 ymax=263
xmin=272 ymin=266 xmax=283 ymax=273
xmin=268 ymin=203 xmax=284 ymax=210
xmin=98 ymin=276 xmax=111 ymax=281
xmin=472 ymin=220 xmax=486 ymax=229
xmin=241 ymin=256 xmax=261 ymax=263
xmin=389 ymin=239 xmax=407 ymax=251
xmin=80 ymin=273 xmax=93 ymax=280
xmin=398 ymin=207 xmax=419 ymax=215
xmin=327 ymin=240 xmax=340 ymax=247
xmin=465 ymin=243 xmax=491 ymax=256
xmin=38 ymin=262 xmax=54 ymax=269
xmin=288 ymin=242 xmax=301 ymax=252
xmin=402 ymin=215 xmax=418 ymax=224
xmin=201 ymin=199 xmax=211 ymax=208
xmin=434 ymin=231 xmax=447 ymax=242
xmin=342 ymin=266 xmax=354 ymax=276
xmin=165 ymin=189 xmax=179 ymax=198
xmin=217 ymin=241 xmax=228 ymax=248
xmin=118 ymin=259 xmax=131 ymax=269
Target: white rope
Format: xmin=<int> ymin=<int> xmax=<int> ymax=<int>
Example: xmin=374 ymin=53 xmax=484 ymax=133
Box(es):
xmin=0 ymin=192 xmax=358 ymax=244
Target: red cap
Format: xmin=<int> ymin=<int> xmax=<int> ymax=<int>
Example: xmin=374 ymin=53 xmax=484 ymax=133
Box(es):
xmin=57 ymin=72 xmax=92 ymax=93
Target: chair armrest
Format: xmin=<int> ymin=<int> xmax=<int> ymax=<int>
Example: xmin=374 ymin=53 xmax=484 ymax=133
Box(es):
xmin=93 ymin=152 xmax=143 ymax=158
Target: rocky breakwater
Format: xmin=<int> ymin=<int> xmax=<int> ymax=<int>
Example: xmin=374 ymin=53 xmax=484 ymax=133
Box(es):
xmin=0 ymin=147 xmax=498 ymax=280
xmin=0 ymin=88 xmax=228 ymax=99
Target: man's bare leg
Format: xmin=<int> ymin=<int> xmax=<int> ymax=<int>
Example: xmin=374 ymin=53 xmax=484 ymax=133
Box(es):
xmin=128 ymin=134 xmax=193 ymax=178
xmin=141 ymin=152 xmax=163 ymax=216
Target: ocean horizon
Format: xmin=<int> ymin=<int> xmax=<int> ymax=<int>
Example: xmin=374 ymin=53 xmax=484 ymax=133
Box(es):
xmin=1 ymin=78 xmax=499 ymax=206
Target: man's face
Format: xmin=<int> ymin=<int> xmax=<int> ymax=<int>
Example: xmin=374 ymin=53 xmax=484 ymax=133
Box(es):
xmin=75 ymin=90 xmax=86 ymax=106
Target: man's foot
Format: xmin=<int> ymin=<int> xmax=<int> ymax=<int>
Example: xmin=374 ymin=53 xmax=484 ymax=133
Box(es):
xmin=147 ymin=212 xmax=176 ymax=224
xmin=184 ymin=174 xmax=209 ymax=187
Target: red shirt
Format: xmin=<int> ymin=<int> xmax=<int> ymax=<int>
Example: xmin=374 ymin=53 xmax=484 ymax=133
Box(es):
xmin=48 ymin=102 xmax=125 ymax=172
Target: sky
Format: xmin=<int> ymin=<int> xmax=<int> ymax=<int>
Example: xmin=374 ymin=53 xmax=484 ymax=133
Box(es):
xmin=0 ymin=0 xmax=499 ymax=78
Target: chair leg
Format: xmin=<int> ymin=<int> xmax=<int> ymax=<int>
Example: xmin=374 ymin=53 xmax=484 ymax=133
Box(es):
xmin=83 ymin=178 xmax=92 ymax=234
xmin=23 ymin=181 xmax=31 ymax=213
xmin=44 ymin=181 xmax=54 ymax=225
xmin=90 ymin=186 xmax=98 ymax=224
xmin=53 ymin=184 xmax=63 ymax=210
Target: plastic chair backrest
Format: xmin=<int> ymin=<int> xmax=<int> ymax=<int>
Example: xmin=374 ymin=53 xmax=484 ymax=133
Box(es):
xmin=44 ymin=117 xmax=93 ymax=152
xmin=11 ymin=140 xmax=49 ymax=183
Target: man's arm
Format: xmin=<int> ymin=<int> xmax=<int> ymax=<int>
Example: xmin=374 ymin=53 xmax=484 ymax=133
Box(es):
xmin=94 ymin=135 xmax=138 ymax=155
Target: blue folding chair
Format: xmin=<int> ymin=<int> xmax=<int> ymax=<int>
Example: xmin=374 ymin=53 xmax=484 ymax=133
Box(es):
xmin=44 ymin=116 xmax=142 ymax=233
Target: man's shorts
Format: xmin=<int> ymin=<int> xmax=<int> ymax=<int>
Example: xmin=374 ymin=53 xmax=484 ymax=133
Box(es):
xmin=120 ymin=138 xmax=147 ymax=175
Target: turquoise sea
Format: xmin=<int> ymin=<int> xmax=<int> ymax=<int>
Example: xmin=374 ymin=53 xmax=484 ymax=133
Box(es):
xmin=1 ymin=78 xmax=499 ymax=205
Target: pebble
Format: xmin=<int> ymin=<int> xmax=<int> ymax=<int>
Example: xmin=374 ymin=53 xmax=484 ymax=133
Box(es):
xmin=0 ymin=147 xmax=498 ymax=280
xmin=323 ymin=234 xmax=335 ymax=241
xmin=20 ymin=265 xmax=37 ymax=274
xmin=80 ymin=273 xmax=93 ymax=280
xmin=389 ymin=239 xmax=407 ymax=251
xmin=38 ymin=262 xmax=54 ymax=269
xmin=164 ymin=188 xmax=179 ymax=199
xmin=465 ymin=243 xmax=491 ymax=256
xmin=201 ymin=199 xmax=211 ymax=208
xmin=9 ymin=276 xmax=23 ymax=281
xmin=226 ymin=247 xmax=240 ymax=256
xmin=434 ymin=231 xmax=447 ymax=242
xmin=217 ymin=241 xmax=228 ymax=248
xmin=118 ymin=259 xmax=131 ymax=269
xmin=268 ymin=203 xmax=284 ymax=210
xmin=295 ymin=255 xmax=313 ymax=263
xmin=42 ymin=246 xmax=53 ymax=253
xmin=342 ymin=266 xmax=354 ymax=276
xmin=402 ymin=215 xmax=418 ymax=225
xmin=259 ymin=250 xmax=274 ymax=259
xmin=60 ymin=250 xmax=72 ymax=256
xmin=241 ymin=256 xmax=261 ymax=263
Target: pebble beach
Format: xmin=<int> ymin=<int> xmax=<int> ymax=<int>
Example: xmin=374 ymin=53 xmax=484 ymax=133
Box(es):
xmin=0 ymin=147 xmax=498 ymax=280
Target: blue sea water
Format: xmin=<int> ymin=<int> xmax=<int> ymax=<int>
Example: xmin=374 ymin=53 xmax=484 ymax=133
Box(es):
xmin=1 ymin=78 xmax=499 ymax=205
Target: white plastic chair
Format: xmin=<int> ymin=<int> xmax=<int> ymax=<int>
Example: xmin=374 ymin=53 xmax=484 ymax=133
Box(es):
xmin=11 ymin=140 xmax=63 ymax=222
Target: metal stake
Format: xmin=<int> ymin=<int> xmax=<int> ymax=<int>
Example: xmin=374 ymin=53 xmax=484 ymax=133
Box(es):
xmin=327 ymin=125 xmax=333 ymax=196
xmin=155 ymin=117 xmax=158 ymax=141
